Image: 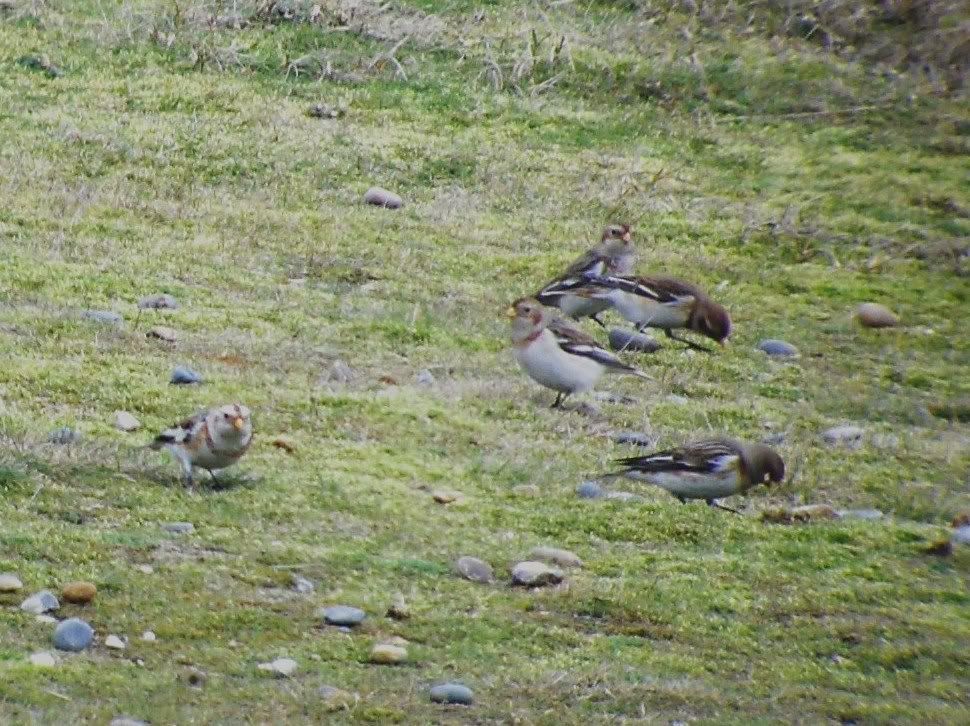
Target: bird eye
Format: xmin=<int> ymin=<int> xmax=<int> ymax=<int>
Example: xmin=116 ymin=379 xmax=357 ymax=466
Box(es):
xmin=224 ymin=413 xmax=230 ymax=419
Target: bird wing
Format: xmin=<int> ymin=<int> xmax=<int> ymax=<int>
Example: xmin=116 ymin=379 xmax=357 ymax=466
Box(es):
xmin=535 ymin=257 xmax=608 ymax=304
xmin=150 ymin=410 xmax=207 ymax=449
xmin=548 ymin=318 xmax=641 ymax=374
xmin=616 ymin=437 xmax=741 ymax=474
xmin=584 ymin=275 xmax=698 ymax=307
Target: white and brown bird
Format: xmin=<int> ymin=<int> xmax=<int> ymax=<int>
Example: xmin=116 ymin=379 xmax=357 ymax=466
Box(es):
xmin=150 ymin=404 xmax=253 ymax=490
xmin=535 ymin=223 xmax=635 ymax=328
xmin=608 ymin=436 xmax=784 ymax=511
xmin=508 ymin=297 xmax=649 ymax=408
xmin=577 ymin=274 xmax=731 ymax=352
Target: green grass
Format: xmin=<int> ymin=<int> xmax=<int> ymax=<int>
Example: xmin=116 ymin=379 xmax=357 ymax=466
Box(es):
xmin=1 ymin=0 xmax=969 ymax=722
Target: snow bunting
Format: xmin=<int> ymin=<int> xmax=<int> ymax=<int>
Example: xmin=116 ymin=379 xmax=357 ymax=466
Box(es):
xmin=150 ymin=404 xmax=252 ymax=490
xmin=609 ymin=436 xmax=784 ymax=511
xmin=508 ymin=297 xmax=649 ymax=408
xmin=578 ymin=275 xmax=731 ymax=351
xmin=535 ymin=224 xmax=635 ymax=327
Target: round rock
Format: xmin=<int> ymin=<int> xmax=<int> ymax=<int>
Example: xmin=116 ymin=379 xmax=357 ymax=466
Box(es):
xmin=170 ymin=366 xmax=202 ymax=385
xmin=611 ymin=431 xmax=652 ymax=447
xmin=321 ymin=605 xmax=366 ymax=626
xmin=529 ymin=546 xmax=582 ymax=568
xmin=162 ymin=522 xmax=195 ymax=535
xmin=82 ymin=310 xmax=123 ymax=325
xmin=856 ymin=302 xmax=899 ymax=328
xmin=105 ymin=634 xmax=126 ymax=650
xmin=0 ymin=573 xmax=23 ymax=592
xmin=61 ymin=581 xmax=97 ymax=604
xmin=113 ymin=411 xmax=141 ymax=432
xmin=147 ymin=326 xmax=178 ymax=343
xmin=430 ymin=683 xmax=474 ymax=705
xmin=757 ymin=339 xmax=799 ymax=358
xmin=608 ymin=328 xmax=660 ymax=353
xmin=369 ymin=643 xmax=407 ymax=664
xmin=53 ymin=618 xmax=94 ymax=652
xmin=821 ymin=425 xmax=865 ymax=446
xmin=291 ymin=574 xmax=314 ymax=594
xmin=138 ymin=293 xmax=179 ymax=310
xmin=141 ymin=630 xmax=156 ymax=642
xmin=363 ymin=186 xmax=403 ymax=209
xmin=511 ymin=561 xmax=563 ymax=587
xmin=456 ymin=556 xmax=494 ymax=584
xmin=318 ymin=685 xmax=355 ymax=711
xmin=20 ymin=590 xmax=59 ymax=614
xmin=258 ymin=657 xmax=298 ymax=677
xmin=576 ymin=481 xmax=604 ymax=499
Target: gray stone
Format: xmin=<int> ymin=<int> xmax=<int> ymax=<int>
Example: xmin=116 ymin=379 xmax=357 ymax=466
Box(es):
xmin=611 ymin=431 xmax=652 ymax=447
xmin=162 ymin=522 xmax=195 ymax=535
xmin=822 ymin=425 xmax=865 ymax=446
xmin=320 ymin=605 xmax=365 ymax=626
xmin=529 ymin=546 xmax=582 ymax=568
xmin=48 ymin=427 xmax=81 ymax=445
xmin=363 ymin=186 xmax=403 ymax=209
xmin=456 ymin=556 xmax=494 ymax=584
xmin=608 ymin=328 xmax=661 ymax=353
xmin=856 ymin=302 xmax=899 ymax=328
xmin=576 ymin=481 xmax=604 ymax=499
xmin=141 ymin=630 xmax=156 ymax=642
xmin=258 ymin=657 xmax=298 ymax=677
xmin=952 ymin=525 xmax=970 ymax=545
xmin=387 ymin=592 xmax=410 ymax=619
xmin=415 ymin=369 xmax=436 ymax=386
xmin=838 ymin=509 xmax=884 ymax=521
xmin=318 ymin=685 xmax=355 ymax=710
xmin=170 ymin=366 xmax=202 ymax=385
xmin=369 ymin=643 xmax=407 ymax=664
xmin=138 ymin=293 xmax=179 ymax=310
xmin=147 ymin=326 xmax=178 ymax=343
xmin=29 ymin=651 xmax=57 ymax=667
xmin=291 ymin=574 xmax=314 ymax=594
xmin=20 ymin=590 xmax=59 ymax=614
xmin=105 ymin=634 xmax=126 ymax=650
xmin=82 ymin=310 xmax=123 ymax=325
xmin=605 ymin=491 xmax=643 ymax=503
xmin=757 ymin=339 xmax=799 ymax=358
xmin=0 ymin=573 xmax=23 ymax=592
xmin=53 ymin=618 xmax=94 ymax=651
xmin=430 ymin=683 xmax=474 ymax=705
xmin=113 ymin=411 xmax=141 ymax=432
xmin=511 ymin=561 xmax=563 ymax=587
xmin=327 ymin=360 xmax=354 ymax=383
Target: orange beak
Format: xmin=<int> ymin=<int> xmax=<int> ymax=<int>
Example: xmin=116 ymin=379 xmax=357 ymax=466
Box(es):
xmin=232 ymin=416 xmax=245 ymax=431
xmin=505 ymin=306 xmax=517 ymax=319
xmin=621 ymin=231 xmax=632 ymax=242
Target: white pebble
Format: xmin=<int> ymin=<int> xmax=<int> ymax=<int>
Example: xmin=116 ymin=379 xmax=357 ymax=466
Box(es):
xmin=105 ymin=635 xmax=126 ymax=650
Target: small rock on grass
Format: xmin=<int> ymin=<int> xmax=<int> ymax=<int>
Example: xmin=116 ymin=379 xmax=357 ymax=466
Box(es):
xmin=61 ymin=581 xmax=97 ymax=604
xmin=138 ymin=293 xmax=179 ymax=310
xmin=147 ymin=326 xmax=177 ymax=343
xmin=82 ymin=310 xmax=123 ymax=325
xmin=757 ymin=339 xmax=799 ymax=358
xmin=48 ymin=427 xmax=81 ymax=445
xmin=320 ymin=605 xmax=366 ymax=626
xmin=608 ymin=328 xmax=660 ymax=353
xmin=21 ymin=591 xmax=59 ymax=614
xmin=430 ymin=683 xmax=474 ymax=705
xmin=53 ymin=618 xmax=94 ymax=652
xmin=141 ymin=630 xmax=156 ymax=642
xmin=821 ymin=425 xmax=864 ymax=447
xmin=258 ymin=657 xmax=298 ymax=678
xmin=363 ymin=186 xmax=403 ymax=209
xmin=29 ymin=651 xmax=57 ymax=668
xmin=369 ymin=643 xmax=407 ymax=664
xmin=105 ymin=634 xmax=126 ymax=650
xmin=612 ymin=431 xmax=652 ymax=447
xmin=162 ymin=522 xmax=195 ymax=535
xmin=856 ymin=302 xmax=899 ymax=328
xmin=456 ymin=556 xmax=494 ymax=584
xmin=511 ymin=561 xmax=563 ymax=587
xmin=327 ymin=360 xmax=355 ymax=383
xmin=576 ymin=481 xmax=604 ymax=499
xmin=387 ymin=592 xmax=410 ymax=620
xmin=291 ymin=574 xmax=314 ymax=594
xmin=415 ymin=369 xmax=436 ymax=386
xmin=529 ymin=546 xmax=582 ymax=568
xmin=170 ymin=366 xmax=202 ymax=385
xmin=0 ymin=573 xmax=23 ymax=592
xmin=432 ymin=489 xmax=463 ymax=504
xmin=318 ymin=685 xmax=355 ymax=711
xmin=113 ymin=411 xmax=140 ymax=432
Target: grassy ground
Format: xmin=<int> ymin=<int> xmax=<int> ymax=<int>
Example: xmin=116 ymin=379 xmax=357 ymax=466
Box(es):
xmin=1 ymin=0 xmax=969 ymax=722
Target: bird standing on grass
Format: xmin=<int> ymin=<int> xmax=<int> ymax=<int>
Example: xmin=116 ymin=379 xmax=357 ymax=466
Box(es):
xmin=150 ymin=404 xmax=252 ymax=491
xmin=608 ymin=437 xmax=784 ymax=512
xmin=577 ymin=274 xmax=731 ymax=352
xmin=536 ymin=223 xmax=636 ymax=328
xmin=508 ymin=297 xmax=650 ymax=408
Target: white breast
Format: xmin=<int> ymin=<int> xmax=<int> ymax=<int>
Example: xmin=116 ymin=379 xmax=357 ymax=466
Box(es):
xmin=514 ymin=331 xmax=604 ymax=394
xmin=627 ymin=470 xmax=740 ymax=500
xmin=607 ymin=291 xmax=690 ymax=329
xmin=559 ymin=294 xmax=609 ymax=319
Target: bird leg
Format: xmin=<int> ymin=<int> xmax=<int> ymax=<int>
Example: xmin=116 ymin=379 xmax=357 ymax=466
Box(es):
xmin=590 ymin=314 xmax=607 ymax=329
xmin=664 ymin=328 xmax=713 ymax=353
xmin=707 ymin=499 xmax=740 ymax=514
xmin=551 ymin=392 xmax=567 ymax=409
xmin=207 ymin=469 xmax=220 ymax=487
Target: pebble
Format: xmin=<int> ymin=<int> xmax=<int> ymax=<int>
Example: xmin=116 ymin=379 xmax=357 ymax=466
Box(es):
xmin=135 ymin=564 xmax=154 ymax=575
xmin=456 ymin=556 xmax=494 ymax=584
xmin=318 ymin=685 xmax=355 ymax=711
xmin=327 ymin=360 xmax=355 ymax=383
xmin=48 ymin=426 xmax=81 ymax=445
xmin=432 ymin=490 xmax=462 ymax=504
xmin=529 ymin=546 xmax=583 ymax=568
xmin=53 ymin=618 xmax=94 ymax=651
xmin=576 ymin=481 xmax=604 ymax=499
xmin=838 ymin=509 xmax=884 ymax=521
xmin=20 ymin=591 xmax=59 ymax=614
xmin=415 ymin=369 xmax=436 ymax=386
xmin=757 ymin=339 xmax=799 ymax=358
xmin=258 ymin=657 xmax=298 ymax=677
xmin=605 ymin=491 xmax=643 ymax=503
xmin=611 ymin=431 xmax=652 ymax=447
xmin=105 ymin=634 xmax=126 ymax=650
xmin=82 ymin=310 xmax=123 ymax=325
xmin=320 ymin=605 xmax=366 ymax=626
xmin=147 ymin=326 xmax=178 ymax=343
xmin=110 ymin=718 xmax=148 ymax=726
xmin=29 ymin=651 xmax=57 ymax=667
xmin=608 ymin=328 xmax=660 ymax=353
xmin=952 ymin=526 xmax=970 ymax=545
xmin=430 ymin=683 xmax=474 ymax=705
xmin=162 ymin=522 xmax=195 ymax=535
xmin=138 ymin=293 xmax=179 ymax=310
xmin=369 ymin=643 xmax=407 ymax=664
xmin=363 ymin=186 xmax=403 ymax=209
xmin=291 ymin=574 xmax=314 ymax=594
xmin=170 ymin=366 xmax=202 ymax=385
xmin=387 ymin=592 xmax=410 ymax=619
xmin=61 ymin=581 xmax=97 ymax=604
xmin=511 ymin=561 xmax=564 ymax=587
xmin=821 ymin=425 xmax=865 ymax=447
xmin=272 ymin=435 xmax=297 ymax=454
xmin=113 ymin=411 xmax=141 ymax=432
xmin=856 ymin=302 xmax=899 ymax=328
xmin=141 ymin=630 xmax=156 ymax=642
xmin=0 ymin=573 xmax=23 ymax=592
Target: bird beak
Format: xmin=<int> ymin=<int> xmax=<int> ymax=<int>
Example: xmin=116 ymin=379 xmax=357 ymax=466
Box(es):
xmin=621 ymin=231 xmax=631 ymax=242
xmin=505 ymin=306 xmax=517 ymax=319
xmin=232 ymin=416 xmax=245 ymax=431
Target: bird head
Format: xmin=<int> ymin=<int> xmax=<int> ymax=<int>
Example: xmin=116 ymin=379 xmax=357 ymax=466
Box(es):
xmin=745 ymin=444 xmax=786 ymax=486
xmin=213 ymin=404 xmax=251 ymax=438
xmin=695 ymin=300 xmax=732 ymax=345
xmin=507 ymin=297 xmax=550 ymax=343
